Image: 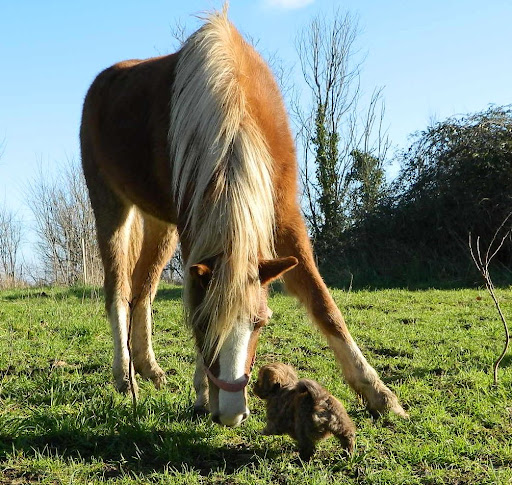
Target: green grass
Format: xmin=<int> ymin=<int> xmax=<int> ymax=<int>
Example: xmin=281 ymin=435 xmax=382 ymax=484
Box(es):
xmin=1 ymin=284 xmax=511 ymax=484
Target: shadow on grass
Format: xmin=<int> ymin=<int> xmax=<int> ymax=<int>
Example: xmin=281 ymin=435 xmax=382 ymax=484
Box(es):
xmin=0 ymin=286 xmax=105 ymax=302
xmin=0 ymin=288 xmax=55 ymax=301
xmin=154 ymin=287 xmax=183 ymax=302
xmin=0 ymin=416 xmax=272 ymax=478
xmin=378 ymin=356 xmax=512 ymax=387
xmin=60 ymin=285 xmax=184 ymax=303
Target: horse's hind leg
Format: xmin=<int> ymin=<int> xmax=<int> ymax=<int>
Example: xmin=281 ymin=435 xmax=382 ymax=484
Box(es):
xmin=276 ymin=211 xmax=407 ymax=418
xmin=89 ymin=192 xmax=139 ymax=395
xmin=130 ymin=215 xmax=178 ymax=389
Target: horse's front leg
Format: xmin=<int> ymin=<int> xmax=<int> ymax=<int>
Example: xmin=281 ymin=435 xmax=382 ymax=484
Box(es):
xmin=192 ymin=353 xmax=209 ymax=416
xmin=276 ymin=217 xmax=407 ymax=418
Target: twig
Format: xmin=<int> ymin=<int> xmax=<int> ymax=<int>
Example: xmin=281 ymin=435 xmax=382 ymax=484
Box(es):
xmin=347 ymin=272 xmax=354 ymax=293
xmin=127 ymin=298 xmax=138 ymax=416
xmin=489 ymin=285 xmax=510 ymax=385
xmin=468 ymin=213 xmax=511 ymax=385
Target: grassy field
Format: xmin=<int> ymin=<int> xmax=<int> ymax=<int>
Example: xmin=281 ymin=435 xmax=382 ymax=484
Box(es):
xmin=0 ymin=284 xmax=511 ymax=484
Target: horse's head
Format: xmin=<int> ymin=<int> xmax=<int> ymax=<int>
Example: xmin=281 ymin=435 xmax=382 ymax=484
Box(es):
xmin=188 ymin=256 xmax=298 ymax=426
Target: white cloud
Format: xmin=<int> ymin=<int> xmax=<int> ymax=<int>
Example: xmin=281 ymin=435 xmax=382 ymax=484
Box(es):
xmin=265 ymin=0 xmax=314 ymax=10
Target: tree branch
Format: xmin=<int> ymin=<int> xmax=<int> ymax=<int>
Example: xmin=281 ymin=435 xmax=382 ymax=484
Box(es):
xmin=468 ymin=213 xmax=512 ymax=385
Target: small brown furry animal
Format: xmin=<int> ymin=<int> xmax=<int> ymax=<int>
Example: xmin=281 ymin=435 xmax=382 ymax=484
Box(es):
xmin=253 ymin=363 xmax=356 ymax=460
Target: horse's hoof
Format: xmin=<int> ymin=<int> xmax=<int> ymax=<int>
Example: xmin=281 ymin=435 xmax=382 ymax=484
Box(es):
xmin=115 ymin=376 xmax=139 ymax=397
xmin=366 ymin=386 xmax=408 ymax=419
xmin=134 ymin=362 xmax=167 ymax=389
xmin=192 ymin=404 xmax=209 ymax=418
xmin=150 ymin=370 xmax=167 ymax=389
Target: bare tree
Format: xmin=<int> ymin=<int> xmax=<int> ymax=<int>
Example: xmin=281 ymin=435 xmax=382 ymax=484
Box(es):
xmin=0 ymin=139 xmax=24 ymax=288
xmin=0 ymin=205 xmax=23 ymax=288
xmin=27 ymin=159 xmax=103 ymax=286
xmin=294 ymin=10 xmax=389 ymax=258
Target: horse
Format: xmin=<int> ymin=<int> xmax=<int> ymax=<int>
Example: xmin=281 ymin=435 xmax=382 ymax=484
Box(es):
xmin=80 ymin=8 xmax=406 ymax=427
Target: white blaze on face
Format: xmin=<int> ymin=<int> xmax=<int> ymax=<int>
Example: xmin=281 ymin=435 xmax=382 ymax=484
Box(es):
xmin=217 ymin=318 xmax=252 ymax=426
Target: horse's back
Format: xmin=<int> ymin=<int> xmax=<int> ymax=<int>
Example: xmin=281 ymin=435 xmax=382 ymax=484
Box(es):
xmin=80 ymin=17 xmax=299 ymax=227
xmin=80 ymin=54 xmax=179 ymax=222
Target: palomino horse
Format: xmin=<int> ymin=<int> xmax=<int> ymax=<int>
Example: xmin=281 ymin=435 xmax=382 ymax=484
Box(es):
xmin=80 ymin=9 xmax=406 ymax=426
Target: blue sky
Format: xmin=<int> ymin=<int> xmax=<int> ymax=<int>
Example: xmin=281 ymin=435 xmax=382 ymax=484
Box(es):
xmin=1 ymin=0 xmax=511 ymax=224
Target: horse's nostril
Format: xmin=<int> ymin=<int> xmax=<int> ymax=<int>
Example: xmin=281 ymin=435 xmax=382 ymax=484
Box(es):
xmin=212 ymin=414 xmax=221 ymax=424
xmin=242 ymin=412 xmax=249 ymax=422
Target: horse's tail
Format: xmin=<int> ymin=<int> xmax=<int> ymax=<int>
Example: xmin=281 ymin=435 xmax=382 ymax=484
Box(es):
xmin=169 ymin=9 xmax=275 ymax=358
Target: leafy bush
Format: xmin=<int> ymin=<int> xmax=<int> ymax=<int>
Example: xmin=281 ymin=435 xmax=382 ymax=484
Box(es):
xmin=328 ymin=106 xmax=512 ymax=288
xmin=393 ymin=105 xmax=512 ymax=254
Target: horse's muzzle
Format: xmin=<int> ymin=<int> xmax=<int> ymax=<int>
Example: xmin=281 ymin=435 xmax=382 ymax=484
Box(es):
xmin=213 ymin=410 xmax=250 ymax=427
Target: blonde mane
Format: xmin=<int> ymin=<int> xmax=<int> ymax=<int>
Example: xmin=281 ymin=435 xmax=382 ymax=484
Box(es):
xmin=169 ymin=11 xmax=275 ymax=360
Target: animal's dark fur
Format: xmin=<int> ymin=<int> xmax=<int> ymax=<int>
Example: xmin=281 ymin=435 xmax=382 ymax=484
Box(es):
xmin=253 ymin=363 xmax=356 ymax=460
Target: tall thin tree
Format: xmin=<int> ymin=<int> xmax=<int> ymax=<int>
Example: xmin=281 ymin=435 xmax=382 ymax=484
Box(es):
xmin=294 ymin=10 xmax=389 ymax=259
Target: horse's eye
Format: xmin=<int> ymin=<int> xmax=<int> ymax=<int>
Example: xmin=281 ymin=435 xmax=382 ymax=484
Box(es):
xmin=253 ymin=316 xmax=267 ymax=330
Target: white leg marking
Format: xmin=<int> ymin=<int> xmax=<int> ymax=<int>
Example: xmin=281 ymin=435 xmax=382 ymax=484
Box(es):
xmin=327 ymin=334 xmax=407 ymax=417
xmin=326 ymin=334 xmax=376 ymax=385
xmin=108 ymin=208 xmax=138 ymax=393
xmin=109 ymin=297 xmax=132 ymax=391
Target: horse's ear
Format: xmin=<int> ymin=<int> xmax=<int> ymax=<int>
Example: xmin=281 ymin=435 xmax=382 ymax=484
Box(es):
xmin=190 ymin=263 xmax=212 ymax=289
xmin=259 ymin=256 xmax=298 ymax=285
